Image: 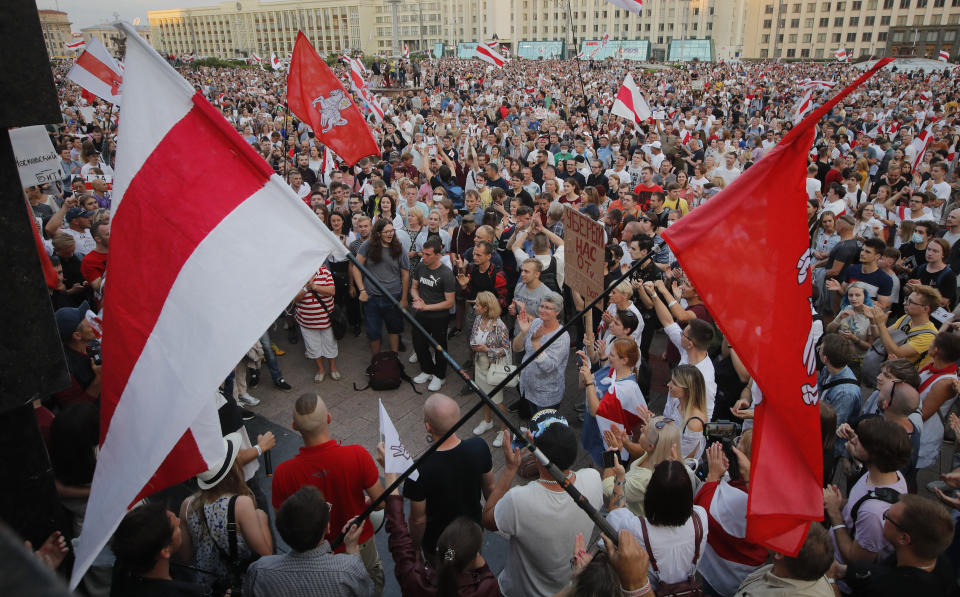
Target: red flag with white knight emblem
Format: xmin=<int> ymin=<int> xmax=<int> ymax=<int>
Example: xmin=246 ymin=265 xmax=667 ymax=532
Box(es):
xmin=661 ymin=57 xmax=894 ymax=556
xmin=287 ymin=32 xmax=378 ymax=166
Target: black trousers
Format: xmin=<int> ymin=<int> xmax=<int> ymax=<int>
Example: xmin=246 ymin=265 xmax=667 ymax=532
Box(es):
xmin=412 ymin=311 xmax=449 ymax=378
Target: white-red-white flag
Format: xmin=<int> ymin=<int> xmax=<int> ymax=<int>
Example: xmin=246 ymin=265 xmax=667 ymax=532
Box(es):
xmin=611 ymin=72 xmax=652 ymax=125
xmin=67 ymin=37 xmax=122 ymax=104
xmin=605 ymin=0 xmax=643 ymax=16
xmin=474 ymin=43 xmax=506 ymax=67
xmin=67 ymin=39 xmax=86 ymax=50
xmin=402 ymin=44 xmax=410 ymax=58
xmin=793 ymin=89 xmax=815 ymax=124
xmin=69 ymin=23 xmax=346 ymax=587
xmin=833 ymin=48 xmax=848 ymax=62
xmin=679 ymin=128 xmax=692 ymax=145
xmin=911 ymin=123 xmax=934 ymax=172
xmin=250 ymin=52 xmax=262 ymax=64
xmin=270 ymin=52 xmax=281 ymax=69
xmin=939 ymin=50 xmax=950 ymax=62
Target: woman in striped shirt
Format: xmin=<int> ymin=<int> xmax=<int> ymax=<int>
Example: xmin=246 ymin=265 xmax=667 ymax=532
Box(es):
xmin=294 ymin=265 xmax=340 ymax=382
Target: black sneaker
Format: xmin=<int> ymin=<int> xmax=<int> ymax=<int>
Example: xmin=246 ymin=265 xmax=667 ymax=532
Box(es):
xmin=274 ymin=378 xmax=292 ymax=391
xmin=447 ymin=328 xmax=462 ymax=339
xmin=248 ymin=369 xmax=260 ymax=388
xmin=240 ymin=408 xmax=256 ymax=421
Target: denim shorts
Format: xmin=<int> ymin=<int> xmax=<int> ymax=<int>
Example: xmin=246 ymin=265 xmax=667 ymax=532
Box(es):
xmin=364 ymin=294 xmax=404 ymax=340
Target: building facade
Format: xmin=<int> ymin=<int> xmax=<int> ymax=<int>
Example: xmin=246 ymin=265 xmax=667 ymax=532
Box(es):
xmin=149 ymin=0 xmax=375 ymax=58
xmin=744 ymin=0 xmax=960 ymax=60
xmin=886 ymin=24 xmax=957 ymax=60
xmin=81 ymin=24 xmax=153 ymax=57
xmin=38 ymin=9 xmax=73 ymax=59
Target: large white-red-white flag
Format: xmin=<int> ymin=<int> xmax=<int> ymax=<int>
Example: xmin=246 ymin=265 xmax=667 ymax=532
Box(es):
xmin=67 ymin=37 xmax=123 ymax=104
xmin=605 ymin=0 xmax=643 ymax=16
xmin=70 ymin=23 xmax=346 ymax=587
xmin=611 ymin=72 xmax=652 ymax=125
xmin=939 ymin=50 xmax=950 ymax=62
xmin=474 ymin=42 xmax=506 ymax=67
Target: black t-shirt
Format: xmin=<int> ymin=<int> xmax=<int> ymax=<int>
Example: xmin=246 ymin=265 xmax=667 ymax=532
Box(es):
xmin=112 ymin=575 xmax=208 ymax=597
xmin=899 ymin=242 xmax=924 ymax=274
xmin=914 ymin=264 xmax=958 ymax=308
xmin=65 ymin=346 xmax=95 ymax=391
xmin=825 ymin=239 xmax=860 ymax=275
xmin=412 ymin=262 xmax=455 ymax=308
xmin=402 ymin=437 xmax=492 ymax=553
xmin=846 ymin=554 xmax=956 ymax=597
xmin=487 ymin=176 xmax=509 ymax=191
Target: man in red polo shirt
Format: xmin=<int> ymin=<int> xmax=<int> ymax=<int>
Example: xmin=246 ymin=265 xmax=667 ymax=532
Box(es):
xmin=272 ymin=393 xmax=386 ymax=594
xmin=80 ymin=220 xmax=109 ymax=294
xmin=632 ymin=166 xmax=662 ymax=212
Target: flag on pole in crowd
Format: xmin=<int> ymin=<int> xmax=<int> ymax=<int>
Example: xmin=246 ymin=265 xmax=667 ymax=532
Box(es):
xmin=911 ymin=123 xmax=934 ymax=172
xmin=605 ymin=0 xmax=643 ymax=16
xmin=402 ymin=44 xmax=410 ymax=58
xmin=66 ymin=38 xmax=86 ymax=50
xmin=797 ymin=79 xmax=835 ymax=91
xmin=660 ymin=57 xmax=894 ymax=557
xmin=833 ymin=48 xmax=848 ymax=62
xmin=287 ymin=31 xmax=379 ymax=166
xmin=919 ymin=89 xmax=932 ymax=103
xmin=69 ymin=22 xmax=347 ymax=588
xmin=378 ymin=400 xmax=419 ymax=481
xmin=474 ymin=42 xmax=507 ymax=67
xmin=590 ymin=32 xmax=610 ymax=58
xmin=793 ymin=89 xmax=815 ymax=124
xmin=249 ymin=52 xmax=262 ymax=64
xmin=67 ymin=37 xmax=123 ymax=104
xmin=486 ymin=40 xmax=500 ymax=53
xmin=611 ymin=72 xmax=652 ymax=125
xmin=939 ymin=50 xmax=950 ymax=62
xmin=270 ymin=52 xmax=281 ymax=69
xmin=679 ymin=128 xmax=692 ymax=145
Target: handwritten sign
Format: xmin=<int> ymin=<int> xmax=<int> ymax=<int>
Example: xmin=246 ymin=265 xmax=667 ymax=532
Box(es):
xmin=9 ymin=125 xmax=64 ymax=187
xmin=562 ymin=206 xmax=604 ymax=302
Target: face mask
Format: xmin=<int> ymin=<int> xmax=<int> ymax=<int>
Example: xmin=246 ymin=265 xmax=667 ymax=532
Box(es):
xmin=912 ymin=233 xmax=924 ymax=244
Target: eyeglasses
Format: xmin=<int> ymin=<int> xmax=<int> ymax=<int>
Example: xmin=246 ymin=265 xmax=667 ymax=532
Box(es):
xmin=882 ymin=510 xmax=908 ymax=534
xmin=646 ymin=418 xmax=676 ymax=448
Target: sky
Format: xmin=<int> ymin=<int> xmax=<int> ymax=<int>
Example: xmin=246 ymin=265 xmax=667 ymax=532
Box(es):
xmin=37 ymin=0 xmax=213 ymax=30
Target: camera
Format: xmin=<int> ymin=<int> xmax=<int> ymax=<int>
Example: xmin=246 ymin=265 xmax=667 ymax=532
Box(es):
xmin=696 ymin=420 xmax=743 ymax=482
xmin=88 ymin=340 xmax=102 ymax=366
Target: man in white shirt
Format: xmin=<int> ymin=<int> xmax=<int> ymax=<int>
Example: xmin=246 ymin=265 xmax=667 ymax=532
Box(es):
xmin=712 ymin=152 xmax=742 ymax=188
xmin=806 ymin=163 xmax=823 ymax=202
xmin=287 ymin=170 xmax=310 ymax=200
xmin=920 ymin=163 xmax=951 ymax=221
xmin=648 ymin=141 xmax=666 ymax=170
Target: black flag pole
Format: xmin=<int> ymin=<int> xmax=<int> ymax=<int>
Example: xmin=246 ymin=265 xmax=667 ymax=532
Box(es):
xmin=329 ymin=250 xmax=653 ymax=549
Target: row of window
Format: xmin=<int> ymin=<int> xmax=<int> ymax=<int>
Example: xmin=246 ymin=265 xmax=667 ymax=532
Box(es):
xmin=765 ymin=0 xmax=952 ymax=12
xmin=761 ymin=31 xmax=889 ymax=43
xmin=763 ymin=12 xmax=951 ymax=28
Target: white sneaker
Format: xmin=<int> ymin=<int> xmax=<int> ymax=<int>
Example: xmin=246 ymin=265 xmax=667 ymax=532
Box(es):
xmin=473 ymin=419 xmax=495 ymax=435
xmin=492 ymin=431 xmax=504 ymax=448
xmin=413 ymin=372 xmax=433 ymax=384
xmin=237 ymin=392 xmax=260 ymax=406
xmin=408 ymin=352 xmax=419 ymax=363
xmin=428 ymin=375 xmax=444 ymax=392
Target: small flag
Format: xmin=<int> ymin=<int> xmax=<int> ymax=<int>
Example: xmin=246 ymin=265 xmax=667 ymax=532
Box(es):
xmin=270 ymin=52 xmax=281 ymax=69
xmin=67 ymin=37 xmax=123 ymax=104
xmin=605 ymin=0 xmax=643 ymax=16
xmin=911 ymin=123 xmax=934 ymax=172
xmin=378 ymin=400 xmax=419 ymax=481
xmin=402 ymin=44 xmax=409 ymax=58
xmin=611 ymin=72 xmax=652 ymax=125
xmin=474 ymin=43 xmax=506 ymax=67
xmin=793 ymin=89 xmax=815 ymax=124
xmin=939 ymin=50 xmax=950 ymax=62
xmin=67 ymin=39 xmax=86 ymax=50
xmin=833 ymin=48 xmax=848 ymax=62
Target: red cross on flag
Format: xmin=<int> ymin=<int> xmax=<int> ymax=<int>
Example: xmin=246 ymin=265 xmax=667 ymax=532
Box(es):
xmin=67 ymin=36 xmax=122 ymax=104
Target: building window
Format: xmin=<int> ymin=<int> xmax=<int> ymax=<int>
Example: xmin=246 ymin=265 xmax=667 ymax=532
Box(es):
xmin=852 ymin=0 xmax=862 ymax=6
xmin=865 ymin=16 xmax=874 ymax=25
xmin=815 ymin=48 xmax=825 ymax=58
xmin=762 ymin=33 xmax=771 ymax=42
xmin=881 ymin=15 xmax=890 ymax=24
xmin=822 ymin=1 xmax=831 ymax=9
xmin=849 ymin=16 xmax=858 ymax=25
xmin=917 ymin=0 xmax=927 ymax=5
xmin=787 ymin=48 xmax=796 ymax=56
xmin=806 ymin=17 xmax=814 ymax=26
xmin=791 ymin=18 xmax=800 ymax=26
xmin=820 ymin=17 xmax=829 ymax=26
xmin=763 ymin=19 xmax=772 ymax=27
xmin=846 ymin=32 xmax=856 ymax=41
xmin=765 ymin=3 xmax=774 ymax=12
xmin=808 ymin=2 xmax=816 ymax=9
xmin=834 ymin=17 xmax=843 ymax=26
xmin=883 ymin=0 xmax=893 ymax=7
xmin=896 ymin=15 xmax=907 ymax=25
xmin=789 ymin=33 xmax=798 ymax=41
xmin=803 ymin=33 xmax=813 ymax=41
xmin=833 ymin=32 xmax=842 ymax=42
xmin=794 ymin=2 xmax=802 ymax=11
xmin=934 ymin=0 xmax=945 ymax=6
xmin=899 ymin=0 xmax=909 ymax=6
xmin=862 ymin=32 xmax=871 ymax=40
xmin=801 ymin=48 xmax=811 ymax=56
xmin=914 ymin=15 xmax=925 ymax=25
xmin=761 ymin=49 xmax=769 ymax=58
xmin=877 ymin=31 xmax=887 ymax=40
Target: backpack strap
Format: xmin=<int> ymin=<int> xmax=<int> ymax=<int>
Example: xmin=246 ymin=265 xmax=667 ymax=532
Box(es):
xmin=820 ymin=377 xmax=860 ymax=391
xmin=227 ymin=495 xmax=239 ymax=563
xmin=849 ymin=487 xmax=901 ymax=539
xmin=639 ymin=517 xmax=659 ymax=573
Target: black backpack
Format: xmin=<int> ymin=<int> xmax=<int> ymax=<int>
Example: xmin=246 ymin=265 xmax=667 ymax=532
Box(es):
xmin=354 ymin=351 xmax=421 ymax=393
xmin=849 ymin=487 xmax=902 ymax=539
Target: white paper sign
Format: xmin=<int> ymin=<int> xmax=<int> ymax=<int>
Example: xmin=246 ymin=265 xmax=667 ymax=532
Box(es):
xmin=378 ymin=400 xmax=419 ymax=480
xmin=78 ymin=106 xmax=96 ymax=121
xmin=9 ymin=125 xmax=64 ymax=187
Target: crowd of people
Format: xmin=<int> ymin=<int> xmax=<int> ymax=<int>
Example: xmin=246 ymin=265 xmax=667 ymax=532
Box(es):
xmin=24 ymin=50 xmax=960 ymax=596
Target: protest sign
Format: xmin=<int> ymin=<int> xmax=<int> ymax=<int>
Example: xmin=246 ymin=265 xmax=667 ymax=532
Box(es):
xmin=563 ymin=206 xmax=604 ymax=301
xmin=9 ymin=125 xmax=64 ymax=187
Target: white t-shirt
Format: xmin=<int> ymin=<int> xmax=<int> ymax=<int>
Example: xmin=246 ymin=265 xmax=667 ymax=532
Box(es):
xmin=664 ymin=322 xmax=717 ymax=420
xmin=63 ymin=227 xmax=97 ymax=257
xmin=712 ymin=165 xmax=741 ymax=187
xmin=495 ymin=469 xmax=603 ymax=597
xmin=607 ymin=506 xmax=710 ymax=587
xmin=805 ymin=177 xmax=822 ymax=200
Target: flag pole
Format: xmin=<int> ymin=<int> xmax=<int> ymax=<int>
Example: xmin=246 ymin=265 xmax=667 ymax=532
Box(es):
xmin=329 ymin=251 xmax=653 ymax=549
xmin=564 ymin=0 xmax=600 ymax=149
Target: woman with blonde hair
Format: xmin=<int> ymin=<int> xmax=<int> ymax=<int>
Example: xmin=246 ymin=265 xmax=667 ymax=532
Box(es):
xmin=403 ymin=207 xmax=426 ymax=268
xmin=663 ymin=364 xmax=708 ymax=460
xmin=469 ymin=291 xmax=512 ymax=447
xmin=601 ymin=417 xmax=683 ymax=516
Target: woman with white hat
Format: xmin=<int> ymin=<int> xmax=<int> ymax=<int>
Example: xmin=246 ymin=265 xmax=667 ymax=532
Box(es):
xmin=177 ymin=432 xmax=273 ymax=591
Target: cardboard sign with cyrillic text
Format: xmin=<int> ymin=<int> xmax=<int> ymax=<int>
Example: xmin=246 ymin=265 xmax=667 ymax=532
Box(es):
xmin=562 ymin=206 xmax=604 ymax=301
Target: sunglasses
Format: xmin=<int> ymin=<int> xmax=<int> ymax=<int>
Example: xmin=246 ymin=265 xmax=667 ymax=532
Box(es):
xmin=882 ymin=510 xmax=908 ymax=533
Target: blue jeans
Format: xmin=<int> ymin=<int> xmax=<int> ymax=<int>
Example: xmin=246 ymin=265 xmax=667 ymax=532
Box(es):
xmin=259 ymin=331 xmax=282 ymax=382
xmin=364 ymin=294 xmax=404 ymax=341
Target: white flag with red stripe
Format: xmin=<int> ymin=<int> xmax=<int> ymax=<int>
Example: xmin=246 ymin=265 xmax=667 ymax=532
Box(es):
xmin=611 ymin=72 xmax=652 ymax=125
xmin=270 ymin=52 xmax=281 ymax=69
xmin=403 ymin=44 xmax=410 ymax=58
xmin=67 ymin=37 xmax=122 ymax=104
xmin=474 ymin=43 xmax=506 ymax=67
xmin=249 ymin=52 xmax=262 ymax=64
xmin=605 ymin=0 xmax=643 ymax=16
xmin=911 ymin=123 xmax=934 ymax=172
xmin=67 ymin=38 xmax=86 ymax=50
xmin=833 ymin=48 xmax=848 ymax=62
xmin=793 ymin=89 xmax=815 ymax=124
xmin=939 ymin=50 xmax=950 ymax=62
xmin=70 ymin=23 xmax=346 ymax=587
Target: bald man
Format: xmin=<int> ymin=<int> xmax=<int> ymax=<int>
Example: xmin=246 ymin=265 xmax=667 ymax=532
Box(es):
xmin=400 ymin=393 xmax=494 ymax=556
xmin=272 ymin=393 xmax=386 ymax=595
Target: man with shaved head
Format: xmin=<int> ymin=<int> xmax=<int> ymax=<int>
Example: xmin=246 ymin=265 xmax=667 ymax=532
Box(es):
xmin=272 ymin=393 xmax=387 ymax=595
xmin=400 ymin=393 xmax=494 ymax=556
